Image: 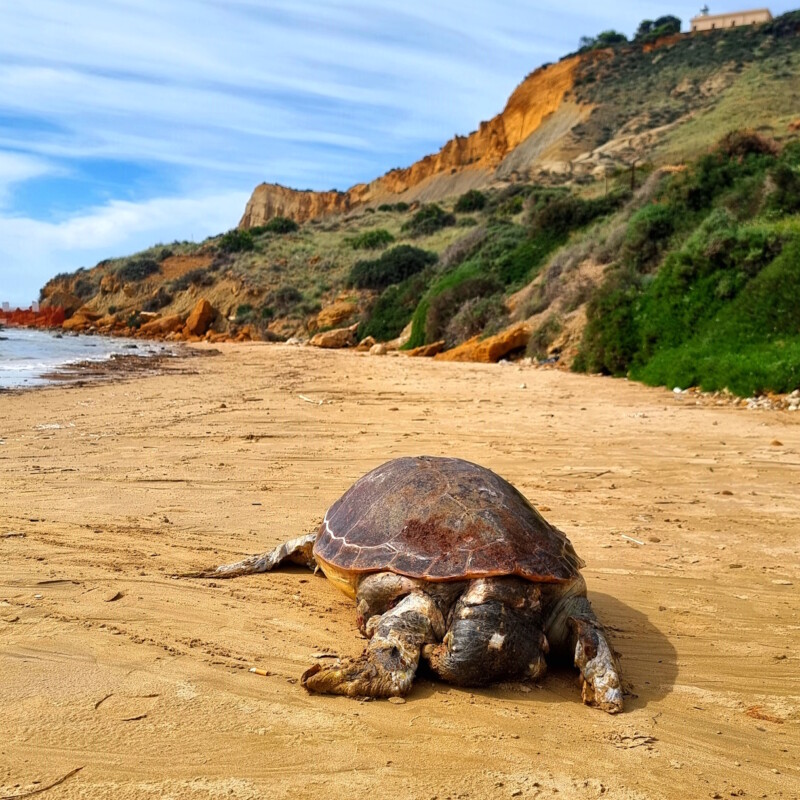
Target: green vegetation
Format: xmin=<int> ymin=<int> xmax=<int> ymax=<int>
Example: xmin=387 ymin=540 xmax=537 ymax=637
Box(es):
xmin=454 ymin=190 xmax=487 ymax=213
xmin=348 ymin=245 xmax=438 ymax=290
xmin=116 ymin=258 xmax=161 ymax=282
xmin=348 ymin=228 xmax=395 ymax=250
xmin=402 ymin=204 xmax=456 ymax=237
xmin=576 ymin=135 xmax=800 ymax=396
xmin=634 ymin=16 xmax=681 ymax=44
xmin=251 ymin=216 xmax=299 ymax=235
xmin=219 ymin=229 xmax=255 ymax=253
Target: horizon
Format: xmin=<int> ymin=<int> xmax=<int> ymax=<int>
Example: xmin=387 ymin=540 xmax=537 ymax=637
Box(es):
xmin=1 ymin=0 xmax=796 ymax=308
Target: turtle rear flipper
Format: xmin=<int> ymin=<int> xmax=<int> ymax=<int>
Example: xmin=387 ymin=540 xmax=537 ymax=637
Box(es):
xmin=180 ymin=532 xmax=317 ymax=579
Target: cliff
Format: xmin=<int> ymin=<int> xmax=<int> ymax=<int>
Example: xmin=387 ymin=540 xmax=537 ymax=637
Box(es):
xmin=239 ymin=55 xmax=585 ymax=227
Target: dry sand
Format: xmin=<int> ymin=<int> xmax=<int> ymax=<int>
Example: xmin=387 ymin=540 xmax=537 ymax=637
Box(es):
xmin=1 ymin=344 xmax=798 ymax=799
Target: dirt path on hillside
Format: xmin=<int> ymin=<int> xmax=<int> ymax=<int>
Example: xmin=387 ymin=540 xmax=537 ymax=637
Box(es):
xmin=1 ymin=344 xmax=798 ymax=799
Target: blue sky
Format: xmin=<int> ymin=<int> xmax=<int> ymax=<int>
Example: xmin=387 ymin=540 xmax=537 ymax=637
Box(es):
xmin=1 ymin=0 xmax=795 ymax=307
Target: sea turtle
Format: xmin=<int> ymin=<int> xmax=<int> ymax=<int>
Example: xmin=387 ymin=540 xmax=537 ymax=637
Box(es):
xmin=190 ymin=456 xmax=623 ymax=713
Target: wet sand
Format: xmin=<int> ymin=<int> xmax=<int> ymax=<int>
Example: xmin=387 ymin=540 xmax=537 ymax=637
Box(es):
xmin=1 ymin=343 xmax=798 ymax=799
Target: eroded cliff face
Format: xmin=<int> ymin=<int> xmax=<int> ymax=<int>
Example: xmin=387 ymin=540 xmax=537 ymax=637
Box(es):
xmin=239 ymin=55 xmax=583 ymax=228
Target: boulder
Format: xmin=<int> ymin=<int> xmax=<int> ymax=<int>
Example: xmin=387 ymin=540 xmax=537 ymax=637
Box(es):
xmin=309 ymin=324 xmax=358 ymax=349
xmin=406 ymin=340 xmax=446 ymax=358
xmin=74 ymin=305 xmax=103 ymax=322
xmin=62 ymin=314 xmax=91 ymax=332
xmin=369 ymin=343 xmax=387 ymax=356
xmin=315 ymin=300 xmax=358 ymax=331
xmin=139 ymin=314 xmax=184 ymax=336
xmin=185 ymin=298 xmax=215 ymax=336
xmin=435 ymin=323 xmax=531 ymax=363
xmin=357 ymin=336 xmax=377 ymax=352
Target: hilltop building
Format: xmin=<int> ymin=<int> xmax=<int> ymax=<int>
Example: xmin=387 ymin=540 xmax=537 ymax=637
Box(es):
xmin=691 ymin=7 xmax=772 ymax=32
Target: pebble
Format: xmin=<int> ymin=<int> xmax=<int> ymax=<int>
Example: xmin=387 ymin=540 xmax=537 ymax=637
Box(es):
xmin=772 ymin=580 xmax=793 ymax=586
xmin=519 ymin=383 xmax=527 ymax=389
xmin=388 ymin=696 xmax=406 ymax=705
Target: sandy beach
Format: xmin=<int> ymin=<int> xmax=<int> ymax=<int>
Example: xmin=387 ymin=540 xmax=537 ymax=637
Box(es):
xmin=1 ymin=344 xmax=798 ymax=799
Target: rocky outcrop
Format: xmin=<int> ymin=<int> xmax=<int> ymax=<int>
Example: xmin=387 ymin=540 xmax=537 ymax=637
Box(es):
xmin=239 ymin=56 xmax=583 ymax=228
xmin=184 ymin=298 xmax=214 ymax=336
xmin=41 ymin=290 xmax=83 ymax=318
xmin=314 ymin=300 xmax=359 ymax=331
xmin=406 ymin=341 xmax=446 ymax=358
xmin=309 ymin=324 xmax=359 ymax=349
xmin=139 ymin=314 xmax=184 ymax=336
xmin=435 ymin=323 xmax=531 ymax=363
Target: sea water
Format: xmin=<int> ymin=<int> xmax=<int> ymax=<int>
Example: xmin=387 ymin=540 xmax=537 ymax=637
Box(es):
xmin=0 ymin=327 xmax=171 ymax=389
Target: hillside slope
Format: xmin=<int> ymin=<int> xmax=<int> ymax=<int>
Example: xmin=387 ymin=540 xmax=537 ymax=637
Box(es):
xmin=240 ymin=13 xmax=800 ymax=227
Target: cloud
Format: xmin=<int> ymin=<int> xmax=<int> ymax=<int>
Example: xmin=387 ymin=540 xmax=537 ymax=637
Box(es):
xmin=0 ymin=191 xmax=248 ymax=307
xmin=0 ymin=151 xmax=59 ymax=205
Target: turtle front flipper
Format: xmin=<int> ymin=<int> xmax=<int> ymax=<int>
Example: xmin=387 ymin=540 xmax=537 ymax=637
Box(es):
xmin=301 ymin=591 xmax=444 ymax=698
xmin=181 ymin=532 xmax=318 ymax=579
xmin=545 ymin=577 xmax=623 ymax=714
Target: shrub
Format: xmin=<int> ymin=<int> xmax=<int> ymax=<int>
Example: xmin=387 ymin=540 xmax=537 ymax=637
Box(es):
xmin=578 ymin=272 xmax=641 ymax=376
xmin=454 ymin=189 xmax=487 ymax=213
xmin=622 ymin=205 xmax=676 ymax=271
xmin=425 ymin=276 xmax=502 ymax=344
xmin=218 ymin=229 xmax=255 ymax=253
xmin=444 ymin=295 xmax=508 ymax=346
xmin=359 ymin=272 xmax=430 ymax=342
xmin=768 ymin=161 xmax=800 ymax=215
xmin=117 ymin=258 xmax=160 ymax=283
xmin=348 ymin=229 xmax=395 ymax=250
xmin=402 ymin=204 xmax=456 ymax=237
xmin=262 ymin=216 xmax=300 ymax=234
xmin=72 ymin=275 xmax=98 ymax=300
xmin=348 ymin=245 xmax=437 ymax=290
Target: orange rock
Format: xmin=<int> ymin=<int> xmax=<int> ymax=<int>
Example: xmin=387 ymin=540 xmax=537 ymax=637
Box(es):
xmin=315 ymin=300 xmax=358 ymax=331
xmin=309 ymin=324 xmax=358 ymax=349
xmin=184 ymin=298 xmax=215 ymax=336
xmin=435 ymin=323 xmax=531 ymax=363
xmin=790 ymin=119 xmax=800 ymax=132
xmin=356 ymin=336 xmax=377 ymax=352
xmin=405 ymin=340 xmax=446 ymax=358
xmin=62 ymin=314 xmax=90 ymax=332
xmin=74 ymin=306 xmax=103 ymax=322
xmin=139 ymin=314 xmax=184 ymax=335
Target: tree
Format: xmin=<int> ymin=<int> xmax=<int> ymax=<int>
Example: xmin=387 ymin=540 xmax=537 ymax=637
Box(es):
xmin=595 ymin=30 xmax=628 ymax=47
xmin=635 ymin=20 xmax=654 ymax=39
xmin=653 ymin=15 xmax=681 ymax=34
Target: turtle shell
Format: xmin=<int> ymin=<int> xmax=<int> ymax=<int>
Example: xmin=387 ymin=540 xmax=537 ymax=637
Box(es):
xmin=313 ymin=456 xmax=584 ymax=583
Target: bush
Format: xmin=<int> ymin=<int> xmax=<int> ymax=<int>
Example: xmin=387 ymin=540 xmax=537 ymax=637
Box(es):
xmin=425 ymin=276 xmax=502 ymax=344
xmin=348 ymin=245 xmax=437 ymax=290
xmin=262 ymin=216 xmax=300 ymax=234
xmin=622 ymin=205 xmax=676 ymax=271
xmin=454 ymin=190 xmax=487 ymax=213
xmin=578 ymin=272 xmax=640 ymax=375
xmin=72 ymin=275 xmax=98 ymax=300
xmin=359 ymin=272 xmax=430 ymax=342
xmin=218 ymin=229 xmax=255 ymax=253
xmin=445 ymin=295 xmax=508 ymax=347
xmin=402 ymin=204 xmax=456 ymax=237
xmin=348 ymin=229 xmax=395 ymax=250
xmin=117 ymin=258 xmax=161 ymax=283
